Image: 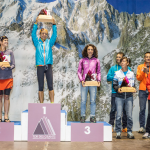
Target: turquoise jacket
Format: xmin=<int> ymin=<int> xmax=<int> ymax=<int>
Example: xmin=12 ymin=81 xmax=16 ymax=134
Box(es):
xmin=31 ymin=24 xmax=57 ymax=66
xmin=107 ymin=64 xmax=131 ymax=93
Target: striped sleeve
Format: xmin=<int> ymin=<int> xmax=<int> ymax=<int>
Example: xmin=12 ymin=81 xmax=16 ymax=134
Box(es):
xmin=113 ymin=72 xmax=119 ymax=92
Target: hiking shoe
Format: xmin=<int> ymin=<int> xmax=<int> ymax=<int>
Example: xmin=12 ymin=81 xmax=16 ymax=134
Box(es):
xmin=116 ymin=132 xmax=121 ymax=139
xmin=138 ymin=127 xmax=145 ymax=133
xmin=80 ymin=116 xmax=85 ymax=123
xmin=142 ymin=132 xmax=150 ymax=139
xmin=127 ymin=132 xmax=135 ymax=139
xmin=90 ymin=116 xmax=96 ymax=123
xmin=122 ymin=127 xmax=127 ymax=133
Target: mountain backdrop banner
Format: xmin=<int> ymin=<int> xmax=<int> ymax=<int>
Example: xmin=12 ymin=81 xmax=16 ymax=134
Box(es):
xmin=0 ymin=0 xmax=150 ymax=131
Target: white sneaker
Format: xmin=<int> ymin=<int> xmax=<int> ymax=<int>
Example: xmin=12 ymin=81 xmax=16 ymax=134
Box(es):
xmin=142 ymin=132 xmax=150 ymax=139
xmin=138 ymin=127 xmax=145 ymax=133
xmin=127 ymin=132 xmax=135 ymax=139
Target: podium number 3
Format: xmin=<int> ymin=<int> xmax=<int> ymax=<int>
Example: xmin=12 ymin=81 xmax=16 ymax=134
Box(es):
xmin=84 ymin=126 xmax=91 ymax=134
xmin=43 ymin=107 xmax=46 ymax=114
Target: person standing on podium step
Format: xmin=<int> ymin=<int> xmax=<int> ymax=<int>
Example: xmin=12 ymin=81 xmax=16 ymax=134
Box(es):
xmin=0 ymin=36 xmax=15 ymax=122
xmin=136 ymin=52 xmax=150 ymax=133
xmin=31 ymin=15 xmax=57 ymax=103
xmin=78 ymin=44 xmax=101 ymax=123
xmin=107 ymin=52 xmax=131 ymax=133
xmin=113 ymin=57 xmax=135 ymax=139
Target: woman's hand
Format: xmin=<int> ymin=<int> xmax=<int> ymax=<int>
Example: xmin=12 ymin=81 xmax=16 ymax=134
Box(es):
xmin=35 ymin=17 xmax=38 ymax=24
xmin=143 ymin=67 xmax=149 ymax=74
xmin=133 ymin=88 xmax=137 ymax=93
xmin=118 ymin=88 xmax=122 ymax=93
xmin=97 ymin=81 xmax=100 ymax=87
xmin=82 ymin=81 xmax=85 ymax=87
xmin=1 ymin=65 xmax=5 ymax=70
xmin=52 ymin=16 xmax=56 ymax=24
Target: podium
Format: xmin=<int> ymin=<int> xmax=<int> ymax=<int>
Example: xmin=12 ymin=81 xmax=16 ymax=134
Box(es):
xmin=0 ymin=104 xmax=112 ymax=142
xmin=0 ymin=122 xmax=14 ymax=141
xmin=28 ymin=103 xmax=61 ymax=141
xmin=71 ymin=123 xmax=103 ymax=142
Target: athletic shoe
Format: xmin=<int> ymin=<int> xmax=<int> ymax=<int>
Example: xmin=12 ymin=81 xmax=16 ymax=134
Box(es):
xmin=116 ymin=132 xmax=121 ymax=139
xmin=142 ymin=132 xmax=150 ymax=139
xmin=127 ymin=132 xmax=135 ymax=139
xmin=122 ymin=128 xmax=127 ymax=132
xmin=138 ymin=127 xmax=145 ymax=133
xmin=80 ymin=116 xmax=85 ymax=123
xmin=90 ymin=116 xmax=96 ymax=123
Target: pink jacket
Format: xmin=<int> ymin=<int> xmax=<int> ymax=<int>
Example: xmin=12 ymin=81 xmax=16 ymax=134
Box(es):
xmin=78 ymin=57 xmax=101 ymax=82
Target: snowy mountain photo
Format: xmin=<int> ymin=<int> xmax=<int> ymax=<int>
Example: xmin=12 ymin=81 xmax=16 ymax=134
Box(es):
xmin=0 ymin=0 xmax=150 ymax=130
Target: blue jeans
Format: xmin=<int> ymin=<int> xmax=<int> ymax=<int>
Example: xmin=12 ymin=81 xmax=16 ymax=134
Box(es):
xmin=81 ymin=85 xmax=97 ymax=116
xmin=115 ymin=97 xmax=133 ymax=133
xmin=109 ymin=93 xmax=127 ymax=128
xmin=139 ymin=90 xmax=148 ymax=128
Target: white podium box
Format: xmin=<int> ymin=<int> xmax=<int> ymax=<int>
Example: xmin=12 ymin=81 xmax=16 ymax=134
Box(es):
xmin=65 ymin=124 xmax=71 ymax=141
xmin=66 ymin=121 xmax=112 ymax=142
xmin=13 ymin=121 xmax=22 ymax=141
xmin=21 ymin=110 xmax=28 ymax=141
xmin=104 ymin=125 xmax=112 ymax=141
xmin=61 ymin=110 xmax=67 ymax=141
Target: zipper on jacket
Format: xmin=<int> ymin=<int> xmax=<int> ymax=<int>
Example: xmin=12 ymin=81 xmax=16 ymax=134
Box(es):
xmin=44 ymin=42 xmax=45 ymax=65
xmin=89 ymin=58 xmax=91 ymax=69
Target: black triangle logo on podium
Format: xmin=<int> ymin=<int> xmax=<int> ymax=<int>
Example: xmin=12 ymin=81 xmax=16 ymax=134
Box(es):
xmin=34 ymin=122 xmax=44 ymax=135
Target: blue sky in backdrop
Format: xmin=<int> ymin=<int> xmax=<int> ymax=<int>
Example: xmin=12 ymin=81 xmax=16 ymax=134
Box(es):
xmin=37 ymin=0 xmax=150 ymax=14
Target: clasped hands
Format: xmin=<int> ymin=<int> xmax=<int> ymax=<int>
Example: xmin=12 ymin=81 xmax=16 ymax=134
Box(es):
xmin=0 ymin=64 xmax=5 ymax=70
xmin=142 ymin=67 xmax=149 ymax=74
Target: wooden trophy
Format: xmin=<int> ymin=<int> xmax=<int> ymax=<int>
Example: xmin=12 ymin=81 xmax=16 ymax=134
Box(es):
xmin=120 ymin=77 xmax=136 ymax=92
xmin=0 ymin=53 xmax=10 ymax=67
xmin=37 ymin=9 xmax=53 ymax=23
xmin=0 ymin=62 xmax=10 ymax=67
xmin=84 ymin=71 xmax=99 ymax=87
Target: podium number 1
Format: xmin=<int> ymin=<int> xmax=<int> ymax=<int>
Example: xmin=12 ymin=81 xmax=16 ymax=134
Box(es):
xmin=84 ymin=126 xmax=91 ymax=134
xmin=43 ymin=107 xmax=46 ymax=114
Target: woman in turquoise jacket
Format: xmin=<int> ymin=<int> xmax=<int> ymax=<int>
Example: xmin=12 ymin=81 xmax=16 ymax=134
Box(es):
xmin=32 ymin=16 xmax=57 ymax=103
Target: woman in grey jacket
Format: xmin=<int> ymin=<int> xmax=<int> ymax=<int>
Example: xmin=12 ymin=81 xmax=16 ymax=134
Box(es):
xmin=113 ymin=57 xmax=135 ymax=139
xmin=0 ymin=36 xmax=15 ymax=122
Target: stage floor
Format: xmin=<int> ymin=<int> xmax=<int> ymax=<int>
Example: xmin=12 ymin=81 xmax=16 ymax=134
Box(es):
xmin=0 ymin=132 xmax=150 ymax=150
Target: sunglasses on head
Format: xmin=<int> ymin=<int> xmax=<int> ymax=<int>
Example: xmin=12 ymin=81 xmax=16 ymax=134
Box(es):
xmin=0 ymin=36 xmax=8 ymax=41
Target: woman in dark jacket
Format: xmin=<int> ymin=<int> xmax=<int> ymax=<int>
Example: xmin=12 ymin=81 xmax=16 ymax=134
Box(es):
xmin=0 ymin=36 xmax=15 ymax=122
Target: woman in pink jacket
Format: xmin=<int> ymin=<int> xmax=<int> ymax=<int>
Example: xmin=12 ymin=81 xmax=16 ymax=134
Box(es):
xmin=78 ymin=44 xmax=101 ymax=123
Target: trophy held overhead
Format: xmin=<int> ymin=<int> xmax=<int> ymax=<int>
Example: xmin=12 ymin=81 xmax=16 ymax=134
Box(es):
xmin=37 ymin=9 xmax=54 ymax=23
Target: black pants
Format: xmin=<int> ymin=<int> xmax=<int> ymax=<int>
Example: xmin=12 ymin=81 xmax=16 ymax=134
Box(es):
xmin=0 ymin=88 xmax=11 ymax=95
xmin=37 ymin=64 xmax=53 ymax=91
xmin=146 ymin=100 xmax=150 ymax=133
xmin=109 ymin=93 xmax=127 ymax=128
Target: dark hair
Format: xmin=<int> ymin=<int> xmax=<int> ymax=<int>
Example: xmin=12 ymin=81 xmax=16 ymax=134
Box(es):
xmin=144 ymin=52 xmax=150 ymax=57
xmin=82 ymin=44 xmax=98 ymax=58
xmin=0 ymin=36 xmax=8 ymax=46
xmin=117 ymin=52 xmax=125 ymax=57
xmin=120 ymin=57 xmax=131 ymax=65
